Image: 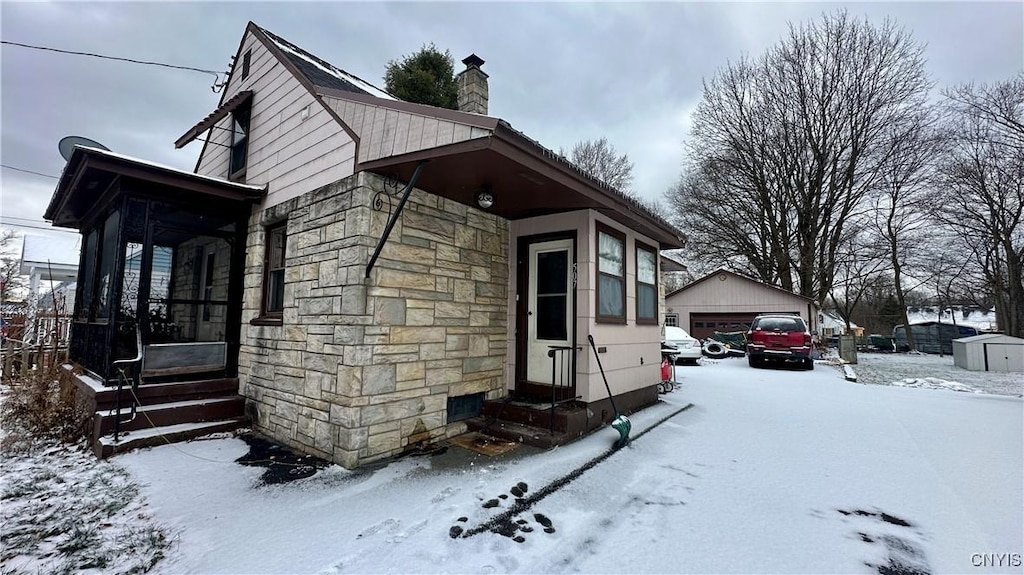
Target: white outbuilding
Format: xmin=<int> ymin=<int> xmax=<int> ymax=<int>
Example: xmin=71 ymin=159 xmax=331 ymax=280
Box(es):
xmin=952 ymin=334 xmax=1024 ymax=373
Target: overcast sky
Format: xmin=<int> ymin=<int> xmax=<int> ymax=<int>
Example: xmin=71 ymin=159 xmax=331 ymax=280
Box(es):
xmin=1 ymin=1 xmax=1021 ymax=235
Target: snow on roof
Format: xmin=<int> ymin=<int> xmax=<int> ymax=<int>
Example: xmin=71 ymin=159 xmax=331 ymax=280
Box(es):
xmin=821 ymin=311 xmax=859 ymax=330
xmin=75 ymin=146 xmax=266 ymax=192
xmin=261 ymin=29 xmax=395 ymax=100
xmin=906 ymin=307 xmax=998 ymax=332
xmin=955 ymin=333 xmax=1023 ymax=344
xmin=21 ymin=234 xmax=81 ymax=267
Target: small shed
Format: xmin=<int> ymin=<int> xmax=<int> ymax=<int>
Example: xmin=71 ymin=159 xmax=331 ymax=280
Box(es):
xmin=952 ymin=334 xmax=1024 ymax=373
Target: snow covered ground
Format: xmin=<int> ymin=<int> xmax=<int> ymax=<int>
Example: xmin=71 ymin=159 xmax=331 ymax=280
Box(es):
xmin=0 ymin=434 xmax=169 ymax=574
xmin=853 ymin=352 xmax=1023 ymax=397
xmin=3 ymin=356 xmax=1020 ymax=574
xmin=98 ymin=357 xmax=1021 ymax=574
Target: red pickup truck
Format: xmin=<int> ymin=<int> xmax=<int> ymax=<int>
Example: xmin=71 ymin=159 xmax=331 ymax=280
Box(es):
xmin=746 ymin=314 xmax=814 ymax=370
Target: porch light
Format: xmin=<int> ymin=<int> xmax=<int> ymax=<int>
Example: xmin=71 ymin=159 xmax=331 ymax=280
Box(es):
xmin=476 ymin=190 xmax=494 ymax=209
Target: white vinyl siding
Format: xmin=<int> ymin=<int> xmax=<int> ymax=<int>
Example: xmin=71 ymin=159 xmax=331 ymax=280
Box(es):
xmin=195 ymin=30 xmax=356 ymax=209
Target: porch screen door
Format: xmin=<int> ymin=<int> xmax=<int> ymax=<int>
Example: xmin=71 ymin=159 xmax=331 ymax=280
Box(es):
xmin=526 ymin=239 xmax=573 ymax=384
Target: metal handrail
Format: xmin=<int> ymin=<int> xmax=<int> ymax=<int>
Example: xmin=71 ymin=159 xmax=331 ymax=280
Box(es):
xmin=546 ymin=345 xmax=581 ymax=434
xmin=111 ymin=328 xmax=144 ymax=441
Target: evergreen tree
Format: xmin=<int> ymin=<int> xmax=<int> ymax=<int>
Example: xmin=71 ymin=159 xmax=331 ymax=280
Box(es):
xmin=877 ymin=294 xmax=904 ymax=334
xmin=384 ymin=44 xmax=458 ymax=109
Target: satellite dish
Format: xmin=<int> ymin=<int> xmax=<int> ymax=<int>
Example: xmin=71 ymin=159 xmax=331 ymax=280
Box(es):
xmin=59 ymin=136 xmax=110 ymax=161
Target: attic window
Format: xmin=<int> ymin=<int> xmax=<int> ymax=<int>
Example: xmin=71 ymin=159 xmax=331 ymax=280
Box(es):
xmin=241 ymin=50 xmax=251 ymax=80
xmin=229 ymin=99 xmax=251 ymax=181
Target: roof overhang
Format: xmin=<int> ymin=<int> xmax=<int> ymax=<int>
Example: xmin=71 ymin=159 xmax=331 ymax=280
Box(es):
xmin=667 ymin=268 xmax=817 ymax=303
xmin=19 ymin=260 xmax=78 ymax=281
xmin=46 ymin=147 xmax=265 ymax=229
xmin=358 ymin=124 xmax=684 ymax=249
xmin=174 ymin=90 xmax=253 ymax=149
xmin=660 ymin=256 xmax=687 ymax=272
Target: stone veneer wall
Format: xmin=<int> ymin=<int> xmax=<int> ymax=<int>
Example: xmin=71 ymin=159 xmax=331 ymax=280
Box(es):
xmin=239 ymin=172 xmax=509 ymax=468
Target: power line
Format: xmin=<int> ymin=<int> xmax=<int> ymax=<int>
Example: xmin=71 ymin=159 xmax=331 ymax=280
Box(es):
xmin=2 ymin=40 xmax=228 ymax=91
xmin=1 ymin=165 xmax=59 ymax=179
xmin=0 ymin=219 xmax=76 ymax=233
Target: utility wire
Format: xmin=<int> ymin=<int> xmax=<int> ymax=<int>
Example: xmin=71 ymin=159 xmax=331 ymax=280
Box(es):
xmin=0 ymin=219 xmax=76 ymax=233
xmin=1 ymin=164 xmax=59 ymax=179
xmin=2 ymin=40 xmax=228 ymax=91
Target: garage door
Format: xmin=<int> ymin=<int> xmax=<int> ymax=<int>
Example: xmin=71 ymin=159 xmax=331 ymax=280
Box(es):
xmin=690 ymin=313 xmax=758 ymax=341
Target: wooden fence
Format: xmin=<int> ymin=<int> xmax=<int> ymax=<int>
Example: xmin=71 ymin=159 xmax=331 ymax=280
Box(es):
xmin=1 ymin=313 xmax=72 ymax=379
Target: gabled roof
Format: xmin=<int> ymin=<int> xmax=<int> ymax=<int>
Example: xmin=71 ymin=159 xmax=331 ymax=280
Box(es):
xmin=178 ymin=22 xmax=685 ymax=248
xmin=256 ymin=25 xmax=394 ymax=99
xmin=821 ymin=310 xmax=858 ymax=330
xmin=666 ymin=268 xmax=815 ymax=303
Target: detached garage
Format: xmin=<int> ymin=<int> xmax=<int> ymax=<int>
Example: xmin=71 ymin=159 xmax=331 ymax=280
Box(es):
xmin=664 ymin=269 xmax=819 ymax=341
xmin=953 ymin=334 xmax=1024 ymax=373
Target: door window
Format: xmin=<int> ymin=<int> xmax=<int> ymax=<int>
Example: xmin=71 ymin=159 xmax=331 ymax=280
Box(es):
xmin=536 ymin=250 xmax=568 ymax=341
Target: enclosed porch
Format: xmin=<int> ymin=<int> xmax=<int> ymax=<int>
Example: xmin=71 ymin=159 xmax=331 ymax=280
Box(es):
xmin=45 ymin=146 xmax=264 ymax=456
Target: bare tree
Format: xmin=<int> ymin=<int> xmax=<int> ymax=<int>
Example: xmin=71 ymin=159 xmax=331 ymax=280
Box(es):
xmin=562 ymin=137 xmax=634 ymax=193
xmin=867 ymin=110 xmax=944 ymax=350
xmin=829 ymin=225 xmax=891 ymax=334
xmin=1 ymin=229 xmax=25 ymax=304
xmin=945 ymin=75 xmax=1024 ymax=152
xmin=667 ymin=10 xmax=931 ymax=304
xmin=933 ymin=75 xmax=1024 ymax=337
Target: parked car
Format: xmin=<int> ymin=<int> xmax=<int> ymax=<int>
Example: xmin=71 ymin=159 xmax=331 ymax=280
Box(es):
xmin=746 ymin=314 xmax=813 ymax=370
xmin=664 ymin=326 xmax=702 ymax=365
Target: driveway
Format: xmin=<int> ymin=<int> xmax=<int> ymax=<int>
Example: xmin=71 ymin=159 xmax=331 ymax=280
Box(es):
xmin=120 ymin=357 xmax=1023 ymax=574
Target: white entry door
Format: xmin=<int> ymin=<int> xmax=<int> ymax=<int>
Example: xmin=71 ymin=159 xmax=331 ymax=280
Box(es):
xmin=526 ymin=239 xmax=573 ymax=384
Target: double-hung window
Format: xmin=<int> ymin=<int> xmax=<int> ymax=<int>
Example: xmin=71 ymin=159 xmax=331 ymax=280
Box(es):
xmin=596 ymin=224 xmax=626 ymax=323
xmin=635 ymin=243 xmax=658 ymax=324
xmin=262 ymin=223 xmax=286 ymax=318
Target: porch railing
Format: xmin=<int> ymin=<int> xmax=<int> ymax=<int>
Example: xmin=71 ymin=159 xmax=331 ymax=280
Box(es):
xmin=546 ymin=345 xmax=580 ymax=434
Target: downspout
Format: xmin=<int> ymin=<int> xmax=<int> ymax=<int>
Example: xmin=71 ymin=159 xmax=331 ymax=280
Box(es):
xmin=365 ymin=160 xmax=427 ymax=279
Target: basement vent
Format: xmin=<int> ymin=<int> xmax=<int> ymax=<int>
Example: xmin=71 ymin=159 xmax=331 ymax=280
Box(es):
xmin=447 ymin=393 xmax=484 ymax=423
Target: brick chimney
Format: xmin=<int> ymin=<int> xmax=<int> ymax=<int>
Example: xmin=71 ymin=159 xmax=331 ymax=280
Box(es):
xmin=456 ymin=54 xmax=488 ymax=115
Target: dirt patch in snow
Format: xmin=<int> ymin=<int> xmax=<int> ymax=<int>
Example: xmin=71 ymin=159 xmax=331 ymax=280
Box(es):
xmin=836 ymin=508 xmax=930 ymax=575
xmin=234 ymin=433 xmax=331 ymax=485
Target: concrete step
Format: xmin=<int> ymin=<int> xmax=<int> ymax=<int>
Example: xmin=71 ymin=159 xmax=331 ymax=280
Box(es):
xmin=93 ymin=377 xmax=239 ymax=411
xmin=480 ymin=399 xmax=588 ymax=434
xmin=96 ymin=417 xmax=248 ymax=458
xmin=95 ymin=396 xmax=246 ymax=436
xmin=464 ymin=416 xmax=584 ymax=449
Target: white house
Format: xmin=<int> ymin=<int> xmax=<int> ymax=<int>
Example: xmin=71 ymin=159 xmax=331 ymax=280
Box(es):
xmin=47 ymin=22 xmax=685 ymax=466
